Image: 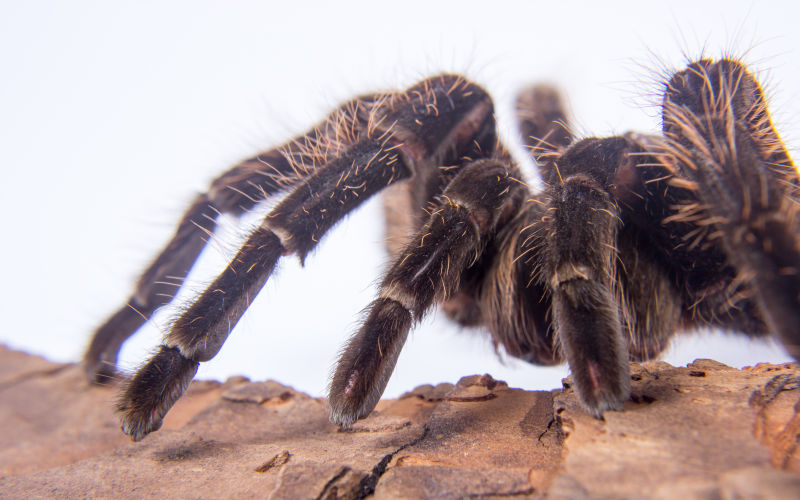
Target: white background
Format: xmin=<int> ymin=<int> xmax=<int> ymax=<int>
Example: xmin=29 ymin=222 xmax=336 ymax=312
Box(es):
xmin=1 ymin=1 xmax=797 ymax=398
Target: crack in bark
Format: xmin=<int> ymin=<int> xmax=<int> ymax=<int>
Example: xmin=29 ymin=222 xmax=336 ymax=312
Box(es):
xmin=315 ymin=466 xmax=353 ymax=500
xmin=465 ymin=487 xmax=536 ymax=498
xmin=761 ymin=374 xmax=800 ymax=404
xmin=312 ymin=426 xmax=432 ymax=499
xmin=357 ymin=425 xmax=430 ymax=498
xmin=537 ymin=417 xmax=558 ymax=442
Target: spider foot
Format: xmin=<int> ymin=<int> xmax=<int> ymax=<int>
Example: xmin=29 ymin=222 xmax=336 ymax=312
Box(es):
xmin=572 ymin=360 xmax=631 ymax=419
xmin=117 ymin=345 xmax=198 ymax=441
xmin=329 ymin=298 xmax=413 ymax=427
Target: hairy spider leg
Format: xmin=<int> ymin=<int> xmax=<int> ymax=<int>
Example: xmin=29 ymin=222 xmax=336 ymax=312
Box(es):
xmin=83 ymin=151 xmax=301 ymax=382
xmin=517 ymin=89 xmax=679 ymax=406
xmin=118 ymin=137 xmax=412 ymax=440
xmin=329 ymin=160 xmax=521 ymax=425
xmin=544 ymin=137 xmax=640 ymax=416
xmin=662 ymin=59 xmax=800 ymax=359
xmin=84 ymin=100 xmax=370 ymax=382
xmin=84 ymin=192 xmax=220 ymax=383
xmin=515 ymin=83 xmax=574 ymax=178
xmin=108 ymin=74 xmax=498 ymax=440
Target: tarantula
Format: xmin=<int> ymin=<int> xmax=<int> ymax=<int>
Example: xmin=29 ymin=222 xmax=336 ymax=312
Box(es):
xmin=84 ymin=57 xmax=800 ymax=441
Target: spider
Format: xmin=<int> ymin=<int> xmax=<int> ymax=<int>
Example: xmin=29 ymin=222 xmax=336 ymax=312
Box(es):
xmin=84 ymin=57 xmax=800 ymax=441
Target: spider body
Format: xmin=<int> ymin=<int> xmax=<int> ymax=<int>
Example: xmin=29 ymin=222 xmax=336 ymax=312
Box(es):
xmin=84 ymin=59 xmax=800 ymax=441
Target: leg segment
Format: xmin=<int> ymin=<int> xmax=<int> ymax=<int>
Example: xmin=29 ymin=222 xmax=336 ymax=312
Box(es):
xmin=83 ymin=150 xmax=317 ymax=381
xmin=329 ymin=160 xmax=519 ymax=425
xmin=119 ymin=139 xmax=411 ymax=440
xmin=113 ymin=74 xmax=499 ymax=439
xmin=545 ymin=137 xmax=639 ymax=416
xmin=83 ymin=98 xmax=371 ymax=382
xmin=662 ymin=59 xmax=800 ymax=359
xmin=119 ymin=226 xmax=282 ymax=440
xmin=84 ymin=192 xmax=221 ymax=382
xmin=515 ymin=83 xmax=574 ymax=183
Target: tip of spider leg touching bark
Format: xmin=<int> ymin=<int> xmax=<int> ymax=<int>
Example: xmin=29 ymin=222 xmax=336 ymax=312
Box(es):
xmin=587 ymin=386 xmax=629 ymax=419
xmin=328 ymin=297 xmax=412 ymax=428
xmin=573 ymin=361 xmax=631 ymax=420
xmin=328 ymin=408 xmax=357 ymax=429
xmin=327 ymin=392 xmax=370 ymax=428
xmin=121 ymin=414 xmax=163 ymax=442
xmin=116 ymin=345 xmax=199 ymax=441
xmin=327 ymin=372 xmax=377 ymax=428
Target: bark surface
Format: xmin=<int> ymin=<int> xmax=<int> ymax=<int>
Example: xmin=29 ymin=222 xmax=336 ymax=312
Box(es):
xmin=1 ymin=346 xmax=798 ymax=499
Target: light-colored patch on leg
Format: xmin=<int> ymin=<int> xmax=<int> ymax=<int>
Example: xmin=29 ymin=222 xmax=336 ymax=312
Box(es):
xmin=379 ymin=284 xmax=417 ymax=314
xmin=551 ymin=263 xmax=593 ymax=289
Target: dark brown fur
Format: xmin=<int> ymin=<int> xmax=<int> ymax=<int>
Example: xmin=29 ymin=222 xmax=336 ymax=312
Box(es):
xmin=84 ymin=60 xmax=799 ymax=440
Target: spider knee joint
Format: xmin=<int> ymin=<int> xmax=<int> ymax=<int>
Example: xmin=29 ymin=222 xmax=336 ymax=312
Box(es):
xmin=550 ymin=263 xmax=593 ymax=289
xmin=262 ymin=225 xmax=295 ymax=255
xmin=378 ymin=285 xmax=417 ymax=318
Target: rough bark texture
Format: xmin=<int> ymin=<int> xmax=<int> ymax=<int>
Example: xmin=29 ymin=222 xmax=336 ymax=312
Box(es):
xmin=1 ymin=345 xmax=799 ymax=499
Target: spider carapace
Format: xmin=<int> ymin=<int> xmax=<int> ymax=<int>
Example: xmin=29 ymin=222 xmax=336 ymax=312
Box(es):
xmin=84 ymin=58 xmax=800 ymax=441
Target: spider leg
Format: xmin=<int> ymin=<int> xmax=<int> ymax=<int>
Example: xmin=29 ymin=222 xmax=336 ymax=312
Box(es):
xmin=113 ymin=74 xmax=497 ymax=440
xmin=83 ymin=193 xmax=218 ymax=383
xmin=118 ymin=137 xmax=412 ymax=440
xmin=83 ymin=150 xmax=299 ymax=383
xmin=515 ymin=83 xmax=574 ymax=183
xmin=662 ymin=59 xmax=800 ymax=359
xmin=329 ymin=159 xmax=519 ymax=426
xmin=545 ymin=137 xmax=644 ymax=417
xmin=83 ymin=98 xmax=371 ymax=382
